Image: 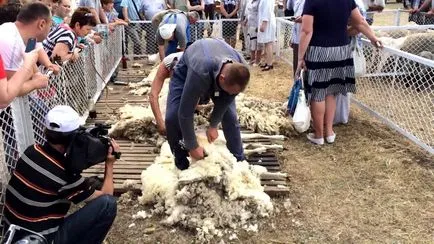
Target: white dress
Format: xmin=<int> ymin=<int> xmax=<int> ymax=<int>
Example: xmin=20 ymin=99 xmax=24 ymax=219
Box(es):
xmin=257 ymin=0 xmax=276 ymax=44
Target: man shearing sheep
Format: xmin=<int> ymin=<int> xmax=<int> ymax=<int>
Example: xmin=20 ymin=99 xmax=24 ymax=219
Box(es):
xmin=165 ymin=38 xmax=250 ymax=170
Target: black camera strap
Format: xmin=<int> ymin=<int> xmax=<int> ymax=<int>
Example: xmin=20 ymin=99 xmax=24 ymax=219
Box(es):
xmin=131 ymin=0 xmax=144 ymax=21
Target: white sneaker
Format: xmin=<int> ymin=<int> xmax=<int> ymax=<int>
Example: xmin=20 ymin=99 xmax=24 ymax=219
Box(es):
xmin=307 ymin=133 xmax=324 ymax=145
xmin=326 ymin=133 xmax=336 ymax=144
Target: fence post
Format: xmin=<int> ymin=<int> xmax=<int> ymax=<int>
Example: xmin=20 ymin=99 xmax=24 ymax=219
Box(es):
xmin=10 ymin=97 xmax=34 ymax=153
xmin=395 ymin=9 xmax=401 ymax=26
xmin=219 ymin=19 xmax=223 ymax=39
xmin=276 ymin=19 xmax=281 ymax=58
xmin=94 ymin=44 xmax=104 ymax=94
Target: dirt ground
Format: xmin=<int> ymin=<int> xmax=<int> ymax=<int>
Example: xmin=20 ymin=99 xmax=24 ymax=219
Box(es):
xmin=104 ymin=5 xmax=434 ymax=243
xmin=104 ymin=57 xmax=434 ymax=243
xmin=245 ymin=61 xmax=293 ymax=101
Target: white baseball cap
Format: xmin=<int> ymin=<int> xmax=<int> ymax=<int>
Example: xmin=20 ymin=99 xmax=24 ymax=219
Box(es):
xmin=159 ymin=24 xmax=177 ymax=40
xmin=45 ymin=105 xmax=80 ymax=133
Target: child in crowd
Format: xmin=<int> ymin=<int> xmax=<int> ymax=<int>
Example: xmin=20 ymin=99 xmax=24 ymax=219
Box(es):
xmin=101 ymin=0 xmax=128 ymax=27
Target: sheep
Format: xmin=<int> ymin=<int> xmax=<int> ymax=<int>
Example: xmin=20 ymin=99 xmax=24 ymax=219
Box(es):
xmin=400 ymin=32 xmax=434 ymax=55
xmin=375 ymin=29 xmax=411 ymax=39
xmin=138 ymin=132 xmax=276 ymax=241
xmin=367 ymin=32 xmax=434 ymax=92
xmin=395 ymin=34 xmax=434 ymax=92
xmin=369 ymin=36 xmax=407 ymax=74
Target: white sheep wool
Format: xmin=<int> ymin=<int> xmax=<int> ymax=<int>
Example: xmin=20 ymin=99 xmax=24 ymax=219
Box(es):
xmin=236 ymin=93 xmax=294 ymax=136
xmin=108 ymin=104 xmax=160 ymax=143
xmin=128 ymin=65 xmax=159 ymax=96
xmin=138 ymin=132 xmax=273 ymax=241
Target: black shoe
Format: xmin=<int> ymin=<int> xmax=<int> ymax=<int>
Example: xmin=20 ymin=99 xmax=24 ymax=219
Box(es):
xmin=261 ymin=64 xmax=274 ymax=71
xmin=175 ymin=157 xmax=190 ymax=170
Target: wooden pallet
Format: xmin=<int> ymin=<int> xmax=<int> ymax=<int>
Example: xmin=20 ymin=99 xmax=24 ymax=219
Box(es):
xmin=83 ymin=84 xmax=290 ymax=197
xmin=115 ymin=60 xmax=153 ymax=83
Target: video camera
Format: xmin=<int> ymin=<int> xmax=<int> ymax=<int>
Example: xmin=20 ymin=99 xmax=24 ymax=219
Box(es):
xmin=2 ymin=224 xmax=48 ymax=244
xmin=65 ymin=123 xmax=121 ymax=174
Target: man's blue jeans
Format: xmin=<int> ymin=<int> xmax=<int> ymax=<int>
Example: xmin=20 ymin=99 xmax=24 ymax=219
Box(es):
xmin=52 ymin=195 xmax=117 ymax=244
xmin=165 ymin=68 xmax=244 ymax=170
xmin=165 ymin=40 xmax=179 ymax=57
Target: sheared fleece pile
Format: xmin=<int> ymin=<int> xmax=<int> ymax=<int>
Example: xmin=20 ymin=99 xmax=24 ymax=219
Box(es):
xmin=107 ymin=104 xmax=162 ymax=144
xmin=193 ymin=94 xmax=294 ymax=136
xmin=108 ymin=66 xmax=163 ymax=143
xmin=138 ymin=132 xmax=274 ymax=241
xmin=236 ymin=93 xmax=294 ymax=136
xmin=127 ymin=64 xmax=159 ymax=96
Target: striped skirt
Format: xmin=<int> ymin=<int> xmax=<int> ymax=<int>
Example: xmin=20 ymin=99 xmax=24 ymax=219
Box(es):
xmin=305 ymin=44 xmax=356 ymax=102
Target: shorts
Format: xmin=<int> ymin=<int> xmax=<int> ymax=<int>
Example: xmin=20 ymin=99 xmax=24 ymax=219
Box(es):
xmin=247 ymin=26 xmax=258 ymax=51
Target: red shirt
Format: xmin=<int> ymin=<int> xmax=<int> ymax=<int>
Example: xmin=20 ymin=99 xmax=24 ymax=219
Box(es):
xmin=0 ymin=55 xmax=7 ymax=79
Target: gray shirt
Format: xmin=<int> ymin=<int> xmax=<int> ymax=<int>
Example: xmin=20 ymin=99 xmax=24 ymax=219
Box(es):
xmin=142 ymin=0 xmax=166 ymax=20
xmin=174 ymin=39 xmax=247 ymax=150
xmin=156 ymin=12 xmax=189 ymax=49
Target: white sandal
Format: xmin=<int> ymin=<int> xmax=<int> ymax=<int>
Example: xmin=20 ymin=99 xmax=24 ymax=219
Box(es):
xmin=307 ymin=133 xmax=324 ymax=145
xmin=326 ymin=133 xmax=336 ymax=144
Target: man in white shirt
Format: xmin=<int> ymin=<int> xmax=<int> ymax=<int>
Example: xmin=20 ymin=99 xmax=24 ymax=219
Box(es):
xmin=79 ymin=0 xmax=108 ymax=24
xmin=143 ymin=0 xmax=167 ymax=54
xmin=0 ymin=2 xmax=59 ymax=94
xmin=0 ymin=2 xmax=59 ymax=171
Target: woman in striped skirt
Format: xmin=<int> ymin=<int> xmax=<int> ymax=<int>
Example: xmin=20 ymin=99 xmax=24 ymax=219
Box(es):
xmin=296 ymin=0 xmax=381 ymax=145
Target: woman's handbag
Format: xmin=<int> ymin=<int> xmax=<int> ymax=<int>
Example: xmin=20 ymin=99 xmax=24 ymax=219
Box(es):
xmin=287 ymin=76 xmax=302 ymax=116
xmin=352 ymin=37 xmax=366 ymax=77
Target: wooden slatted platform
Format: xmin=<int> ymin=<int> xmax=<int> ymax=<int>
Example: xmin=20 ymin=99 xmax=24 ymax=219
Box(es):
xmin=83 ymin=82 xmax=289 ymax=197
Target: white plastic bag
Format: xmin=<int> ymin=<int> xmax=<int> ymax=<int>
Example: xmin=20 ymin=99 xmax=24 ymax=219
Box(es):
xmin=292 ymin=89 xmax=311 ymax=133
xmin=334 ymin=93 xmax=351 ymax=125
xmin=353 ymin=41 xmax=366 ymax=77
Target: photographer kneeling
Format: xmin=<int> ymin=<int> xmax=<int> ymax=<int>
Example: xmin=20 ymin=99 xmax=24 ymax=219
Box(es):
xmin=3 ymin=105 xmax=120 ymax=244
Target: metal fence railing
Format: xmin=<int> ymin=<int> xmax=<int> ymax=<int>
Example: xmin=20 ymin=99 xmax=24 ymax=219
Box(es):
xmin=275 ymin=18 xmax=434 ymax=155
xmin=126 ymin=19 xmax=231 ymax=58
xmin=372 ymin=25 xmax=434 ymax=59
xmin=366 ymin=9 xmax=434 ymax=26
xmin=0 ymin=26 xmax=123 ymax=238
xmin=355 ymin=40 xmax=434 ymax=154
xmin=276 ymin=18 xmax=295 ymax=66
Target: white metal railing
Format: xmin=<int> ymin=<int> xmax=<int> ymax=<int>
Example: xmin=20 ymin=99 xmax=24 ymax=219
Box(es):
xmin=1 ymin=10 xmax=434 ymax=239
xmin=275 ymin=17 xmax=434 ymax=155
xmin=0 ymin=26 xmax=123 ymax=238
xmin=357 ymin=38 xmax=434 ymax=154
